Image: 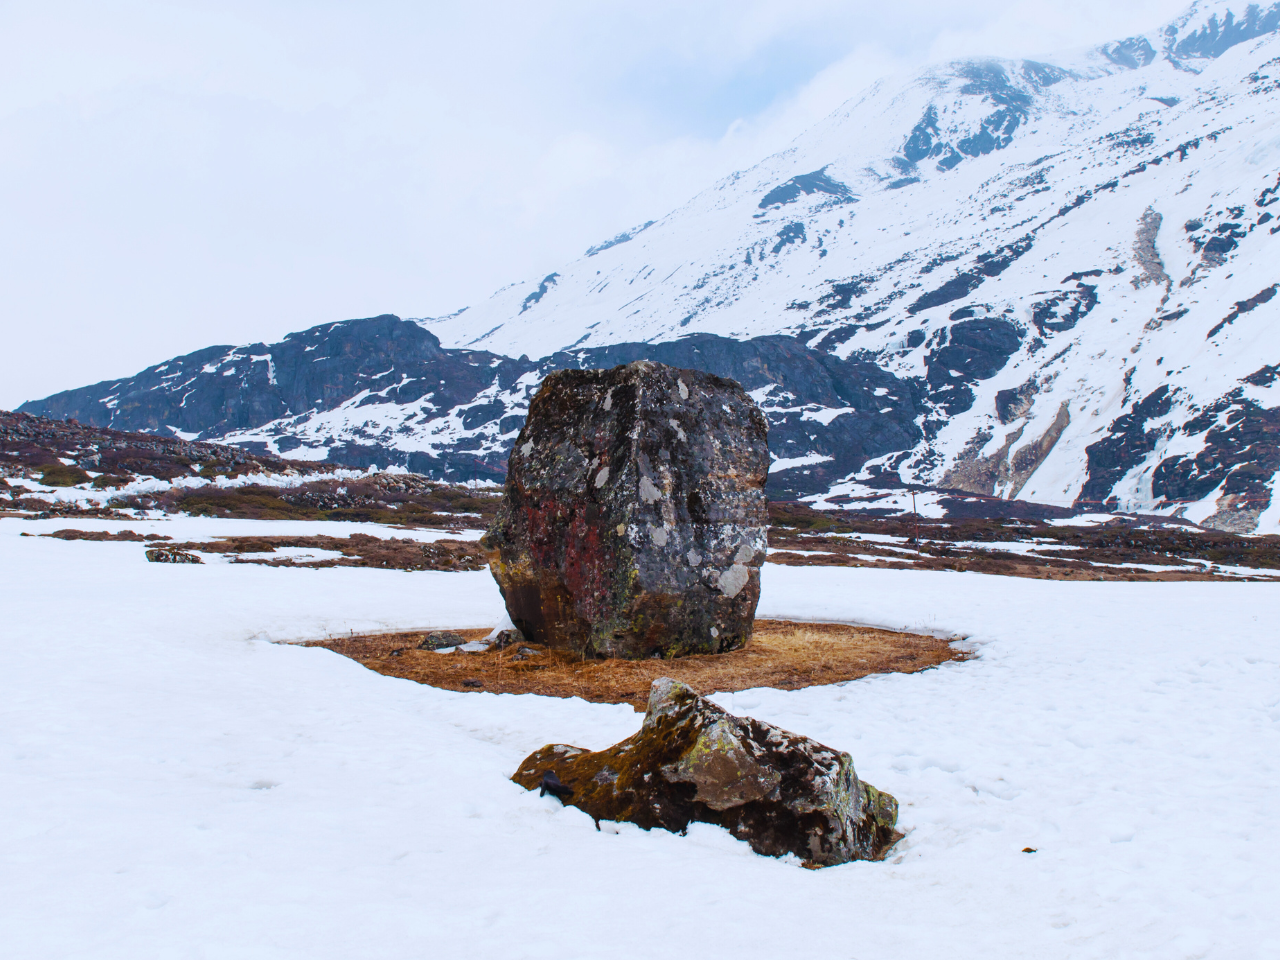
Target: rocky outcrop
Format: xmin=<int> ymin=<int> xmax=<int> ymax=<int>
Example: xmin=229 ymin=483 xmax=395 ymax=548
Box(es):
xmin=485 ymin=361 xmax=769 ymax=659
xmin=145 ymin=547 xmax=202 ymax=563
xmin=941 ymin=401 xmax=1071 ymax=498
xmin=513 ymin=678 xmax=901 ymax=867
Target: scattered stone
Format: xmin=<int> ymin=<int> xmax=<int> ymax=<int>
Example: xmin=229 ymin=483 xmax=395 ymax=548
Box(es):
xmin=538 ymin=771 xmax=573 ymax=799
xmin=461 ymin=678 xmax=483 ymax=688
xmin=418 ymin=630 xmax=465 ymax=650
xmin=512 ymin=678 xmax=900 ymax=867
xmin=485 ymin=361 xmax=769 ymax=659
xmin=145 ymin=547 xmax=202 ymax=564
xmin=30 ymin=504 xmax=132 ymax=521
xmin=489 ymin=628 xmax=524 ymax=649
xmin=457 ymin=641 xmax=491 ymax=653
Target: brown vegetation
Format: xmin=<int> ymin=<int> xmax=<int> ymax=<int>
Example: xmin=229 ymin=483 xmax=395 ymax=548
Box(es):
xmin=307 ymin=619 xmax=962 ymax=709
xmin=0 ymin=408 xmax=299 ymax=482
xmin=110 ymin=477 xmax=499 ymax=529
xmin=40 ymin=528 xmax=171 ymax=542
xmin=767 ymin=501 xmax=1280 ymax=580
xmin=166 ymin=534 xmax=487 ymax=571
xmin=39 ymin=464 xmax=91 ymax=486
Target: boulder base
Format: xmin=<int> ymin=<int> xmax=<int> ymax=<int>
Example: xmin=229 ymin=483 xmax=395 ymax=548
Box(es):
xmin=513 ymin=678 xmax=901 ymax=867
xmin=485 ymin=361 xmax=769 ymax=659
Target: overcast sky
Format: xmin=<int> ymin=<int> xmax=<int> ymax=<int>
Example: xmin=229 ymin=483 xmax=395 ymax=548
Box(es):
xmin=0 ymin=0 xmax=1191 ymax=408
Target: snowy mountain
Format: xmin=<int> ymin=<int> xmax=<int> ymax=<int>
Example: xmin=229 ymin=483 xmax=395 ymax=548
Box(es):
xmin=22 ymin=1 xmax=1280 ymax=530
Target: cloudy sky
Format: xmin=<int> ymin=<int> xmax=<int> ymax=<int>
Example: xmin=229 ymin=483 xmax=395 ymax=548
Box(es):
xmin=0 ymin=0 xmax=1191 ymax=408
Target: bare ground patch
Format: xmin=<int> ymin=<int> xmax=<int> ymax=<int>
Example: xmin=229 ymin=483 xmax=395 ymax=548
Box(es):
xmin=306 ymin=620 xmax=964 ymax=710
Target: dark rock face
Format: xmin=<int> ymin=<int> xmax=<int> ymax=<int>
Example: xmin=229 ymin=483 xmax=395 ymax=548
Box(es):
xmin=1077 ymin=385 xmax=1174 ymax=507
xmin=486 ymin=361 xmax=768 ymax=659
xmin=757 ymin=167 xmax=854 ymax=209
xmin=513 ymin=678 xmax=901 ymax=867
xmin=1149 ymin=391 xmax=1280 ymax=532
xmin=925 ymin=317 xmax=1025 ymax=414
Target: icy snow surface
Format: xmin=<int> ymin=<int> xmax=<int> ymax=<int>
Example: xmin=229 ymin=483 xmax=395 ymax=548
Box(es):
xmin=2 ymin=516 xmax=1279 ymax=958
xmin=25 ymin=515 xmax=489 ymax=544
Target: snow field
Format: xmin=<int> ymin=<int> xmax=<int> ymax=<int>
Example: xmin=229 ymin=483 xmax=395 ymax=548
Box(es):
xmin=11 ymin=513 xmax=485 ymax=545
xmin=2 ymin=516 xmax=1278 ymax=958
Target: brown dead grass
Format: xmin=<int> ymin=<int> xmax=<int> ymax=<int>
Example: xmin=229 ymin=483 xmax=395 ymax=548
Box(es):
xmin=167 ymin=534 xmax=486 ymax=571
xmin=765 ymin=550 xmax=1244 ymax=581
xmin=307 ymin=619 xmax=964 ymax=710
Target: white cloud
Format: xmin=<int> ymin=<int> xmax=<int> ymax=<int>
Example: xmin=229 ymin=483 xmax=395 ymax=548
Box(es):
xmin=0 ymin=0 xmax=1191 ymax=407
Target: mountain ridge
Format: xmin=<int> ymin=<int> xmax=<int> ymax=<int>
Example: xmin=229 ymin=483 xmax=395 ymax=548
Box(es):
xmin=22 ymin=0 xmax=1280 ymax=530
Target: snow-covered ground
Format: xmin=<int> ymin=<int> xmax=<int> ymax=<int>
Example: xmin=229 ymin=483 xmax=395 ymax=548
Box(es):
xmin=2 ymin=515 xmax=1278 ymax=958
xmin=14 ymin=514 xmax=486 ymax=545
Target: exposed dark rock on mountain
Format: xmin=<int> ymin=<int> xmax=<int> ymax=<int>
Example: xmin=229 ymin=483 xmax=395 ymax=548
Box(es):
xmin=1173 ymin=5 xmax=1280 ymax=58
xmin=586 ymin=221 xmax=654 ymax=257
xmin=512 ymin=677 xmax=900 ymax=866
xmin=485 ymin=362 xmax=768 ymax=659
xmin=995 ymin=379 xmax=1038 ymax=424
xmin=758 ymin=167 xmax=854 ymax=209
xmin=1149 ymin=392 xmax=1280 ymax=531
xmin=924 ymin=317 xmax=1024 ymax=414
xmin=1078 ymin=385 xmax=1176 ymax=509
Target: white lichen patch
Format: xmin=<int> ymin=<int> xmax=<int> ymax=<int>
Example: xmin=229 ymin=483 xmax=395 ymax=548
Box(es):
xmin=717 ymin=563 xmax=750 ymax=598
xmin=639 ymin=475 xmax=662 ymax=503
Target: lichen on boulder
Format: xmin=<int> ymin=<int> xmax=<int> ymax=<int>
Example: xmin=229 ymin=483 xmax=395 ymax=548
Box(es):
xmin=513 ymin=678 xmax=901 ymax=867
xmin=484 ymin=361 xmax=769 ymax=659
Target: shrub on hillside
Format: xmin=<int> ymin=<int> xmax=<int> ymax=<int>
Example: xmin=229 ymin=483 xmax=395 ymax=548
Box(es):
xmin=40 ymin=464 xmax=91 ymax=487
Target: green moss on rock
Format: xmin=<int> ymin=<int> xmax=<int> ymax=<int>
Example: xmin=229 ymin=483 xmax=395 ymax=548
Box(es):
xmin=513 ymin=678 xmax=901 ymax=866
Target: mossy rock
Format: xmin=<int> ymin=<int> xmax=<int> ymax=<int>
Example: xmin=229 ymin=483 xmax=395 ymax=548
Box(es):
xmin=513 ymin=678 xmax=900 ymax=866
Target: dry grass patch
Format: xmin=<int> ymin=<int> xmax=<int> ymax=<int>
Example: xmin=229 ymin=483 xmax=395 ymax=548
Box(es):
xmin=307 ymin=619 xmax=963 ymax=710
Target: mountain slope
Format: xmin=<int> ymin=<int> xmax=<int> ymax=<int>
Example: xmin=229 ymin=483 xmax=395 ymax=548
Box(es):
xmin=23 ymin=0 xmax=1280 ymax=529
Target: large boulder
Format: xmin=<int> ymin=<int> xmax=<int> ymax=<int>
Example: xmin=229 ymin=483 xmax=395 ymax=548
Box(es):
xmin=513 ymin=678 xmax=901 ymax=867
xmin=485 ymin=361 xmax=769 ymax=659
